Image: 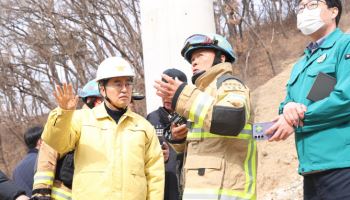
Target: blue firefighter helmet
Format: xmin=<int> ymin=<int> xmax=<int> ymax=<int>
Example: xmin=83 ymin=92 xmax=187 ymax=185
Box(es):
xmin=181 ymin=33 xmax=236 ymax=63
xmin=78 ymin=80 xmax=102 ymax=98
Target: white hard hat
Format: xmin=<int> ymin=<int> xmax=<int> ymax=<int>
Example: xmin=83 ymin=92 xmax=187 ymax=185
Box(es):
xmin=95 ymin=56 xmax=135 ymax=82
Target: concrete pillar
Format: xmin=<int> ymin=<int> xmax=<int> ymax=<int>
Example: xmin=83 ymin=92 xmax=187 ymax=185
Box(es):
xmin=140 ymin=0 xmax=216 ymax=113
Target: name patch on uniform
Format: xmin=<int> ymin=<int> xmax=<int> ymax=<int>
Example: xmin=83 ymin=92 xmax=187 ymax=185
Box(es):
xmin=345 ymin=54 xmax=350 ymax=60
xmin=317 ymin=54 xmax=327 ymax=63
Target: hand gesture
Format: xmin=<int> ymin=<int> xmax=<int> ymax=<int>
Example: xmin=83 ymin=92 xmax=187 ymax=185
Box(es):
xmin=171 ymin=123 xmax=188 ymax=141
xmin=53 ymin=83 xmax=79 ymax=110
xmin=154 ymin=74 xmax=183 ymax=103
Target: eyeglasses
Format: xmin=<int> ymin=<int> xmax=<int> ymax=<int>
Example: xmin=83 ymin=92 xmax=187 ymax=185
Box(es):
xmin=107 ymin=80 xmax=134 ymax=91
xmin=296 ymin=0 xmax=326 ymax=14
xmin=181 ymin=34 xmax=218 ymax=56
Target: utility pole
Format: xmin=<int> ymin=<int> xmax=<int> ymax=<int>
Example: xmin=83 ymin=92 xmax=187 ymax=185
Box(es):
xmin=140 ymin=0 xmax=216 ymax=113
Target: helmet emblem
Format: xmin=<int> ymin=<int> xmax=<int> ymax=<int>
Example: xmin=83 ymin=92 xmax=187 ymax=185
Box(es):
xmin=116 ymin=66 xmax=125 ymax=71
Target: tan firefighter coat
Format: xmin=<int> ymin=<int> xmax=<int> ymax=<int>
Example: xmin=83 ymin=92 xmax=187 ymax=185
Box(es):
xmin=174 ymin=63 xmax=257 ymax=200
xmin=32 ymin=142 xmax=72 ymax=200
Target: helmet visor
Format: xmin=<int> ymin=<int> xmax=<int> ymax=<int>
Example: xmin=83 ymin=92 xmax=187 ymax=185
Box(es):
xmin=181 ymin=34 xmax=218 ymax=56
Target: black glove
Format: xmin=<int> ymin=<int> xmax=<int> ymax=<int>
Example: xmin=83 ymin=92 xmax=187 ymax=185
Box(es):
xmin=31 ymin=188 xmax=51 ymax=200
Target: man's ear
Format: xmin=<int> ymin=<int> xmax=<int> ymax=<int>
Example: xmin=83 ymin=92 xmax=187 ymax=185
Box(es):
xmin=96 ymin=97 xmax=103 ymax=105
xmin=220 ymin=54 xmax=226 ymax=63
xmin=37 ymin=138 xmax=43 ymax=149
xmin=331 ymin=7 xmax=339 ymax=20
xmin=99 ymin=84 xmax=106 ymax=97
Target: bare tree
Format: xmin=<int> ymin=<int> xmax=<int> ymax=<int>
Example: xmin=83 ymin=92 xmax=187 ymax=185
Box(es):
xmin=0 ymin=0 xmax=143 ymax=120
xmin=0 ymin=0 xmax=143 ymax=170
xmin=213 ymin=0 xmax=301 ymax=78
xmin=0 ymin=0 xmax=347 ymax=172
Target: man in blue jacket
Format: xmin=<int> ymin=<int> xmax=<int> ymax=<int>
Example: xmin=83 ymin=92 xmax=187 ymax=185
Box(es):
xmin=266 ymin=0 xmax=350 ymax=199
xmin=147 ymin=68 xmax=188 ymax=200
xmin=13 ymin=126 xmax=43 ymax=196
xmin=0 ymin=170 xmax=28 ymax=200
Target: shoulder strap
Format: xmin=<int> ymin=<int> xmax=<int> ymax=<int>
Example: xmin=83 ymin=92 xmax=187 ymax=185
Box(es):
xmin=216 ymin=74 xmax=245 ymax=89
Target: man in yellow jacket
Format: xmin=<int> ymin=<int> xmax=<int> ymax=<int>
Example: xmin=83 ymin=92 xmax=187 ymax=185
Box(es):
xmin=42 ymin=56 xmax=164 ymax=200
xmin=155 ymin=34 xmax=257 ymax=200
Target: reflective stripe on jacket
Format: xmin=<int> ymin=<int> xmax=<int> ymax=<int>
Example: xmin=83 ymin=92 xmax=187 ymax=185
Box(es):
xmin=175 ymin=63 xmax=257 ymax=200
xmin=51 ymin=181 xmax=72 ymax=200
xmin=32 ymin=142 xmax=72 ymax=199
xmin=42 ymin=104 xmax=164 ymax=200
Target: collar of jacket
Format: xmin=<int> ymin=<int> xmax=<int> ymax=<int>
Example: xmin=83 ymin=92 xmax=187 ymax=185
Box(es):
xmin=304 ymin=28 xmax=342 ymax=58
xmin=294 ymin=28 xmax=344 ymax=77
xmin=28 ymin=148 xmax=39 ymax=154
xmin=93 ymin=102 xmax=136 ymax=120
xmin=194 ymin=62 xmax=233 ymax=88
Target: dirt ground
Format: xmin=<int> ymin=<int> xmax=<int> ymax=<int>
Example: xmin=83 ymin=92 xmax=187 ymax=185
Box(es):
xmin=252 ymin=62 xmax=303 ymax=199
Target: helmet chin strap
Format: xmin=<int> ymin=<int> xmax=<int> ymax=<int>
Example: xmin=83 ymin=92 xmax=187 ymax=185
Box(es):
xmin=191 ymin=70 xmax=205 ymax=84
xmin=212 ymin=51 xmax=223 ymax=66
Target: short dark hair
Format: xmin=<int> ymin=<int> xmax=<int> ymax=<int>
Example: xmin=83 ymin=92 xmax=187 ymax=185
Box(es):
xmin=99 ymin=79 xmax=109 ymax=87
xmin=24 ymin=126 xmax=43 ymax=149
xmin=162 ymin=68 xmax=188 ymax=83
xmin=325 ymin=0 xmax=342 ymax=26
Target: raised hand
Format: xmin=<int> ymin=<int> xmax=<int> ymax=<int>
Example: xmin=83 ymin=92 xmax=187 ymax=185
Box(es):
xmin=154 ymin=74 xmax=183 ymax=103
xmin=53 ymin=83 xmax=79 ymax=110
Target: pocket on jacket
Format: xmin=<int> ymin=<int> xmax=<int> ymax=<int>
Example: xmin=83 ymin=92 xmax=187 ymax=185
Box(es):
xmin=128 ymin=169 xmax=147 ymax=199
xmin=287 ymin=68 xmax=302 ymax=86
xmin=184 ymin=155 xmax=224 ymax=190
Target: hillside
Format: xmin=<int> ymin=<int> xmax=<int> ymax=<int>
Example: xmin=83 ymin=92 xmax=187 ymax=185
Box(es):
xmin=251 ymin=63 xmax=302 ymax=199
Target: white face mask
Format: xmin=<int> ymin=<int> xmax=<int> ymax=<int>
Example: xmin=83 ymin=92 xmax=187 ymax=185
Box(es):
xmin=297 ymin=8 xmax=325 ymax=35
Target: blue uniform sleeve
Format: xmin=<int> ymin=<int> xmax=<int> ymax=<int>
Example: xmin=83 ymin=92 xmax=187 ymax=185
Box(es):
xmin=299 ymin=40 xmax=350 ymax=133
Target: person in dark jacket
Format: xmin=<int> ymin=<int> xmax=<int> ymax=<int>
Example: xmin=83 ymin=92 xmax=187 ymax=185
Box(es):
xmin=0 ymin=170 xmax=29 ymax=200
xmin=13 ymin=126 xmax=43 ymax=196
xmin=147 ymin=68 xmax=188 ymax=200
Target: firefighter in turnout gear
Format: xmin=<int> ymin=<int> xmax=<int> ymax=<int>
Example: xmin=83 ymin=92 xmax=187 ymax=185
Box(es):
xmin=31 ymin=80 xmax=103 ymax=200
xmin=155 ymin=33 xmax=257 ymax=200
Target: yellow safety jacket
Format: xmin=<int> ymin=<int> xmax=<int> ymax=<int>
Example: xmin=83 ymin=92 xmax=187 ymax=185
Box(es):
xmin=32 ymin=142 xmax=72 ymax=200
xmin=174 ymin=63 xmax=257 ymax=200
xmin=42 ymin=104 xmax=165 ymax=200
